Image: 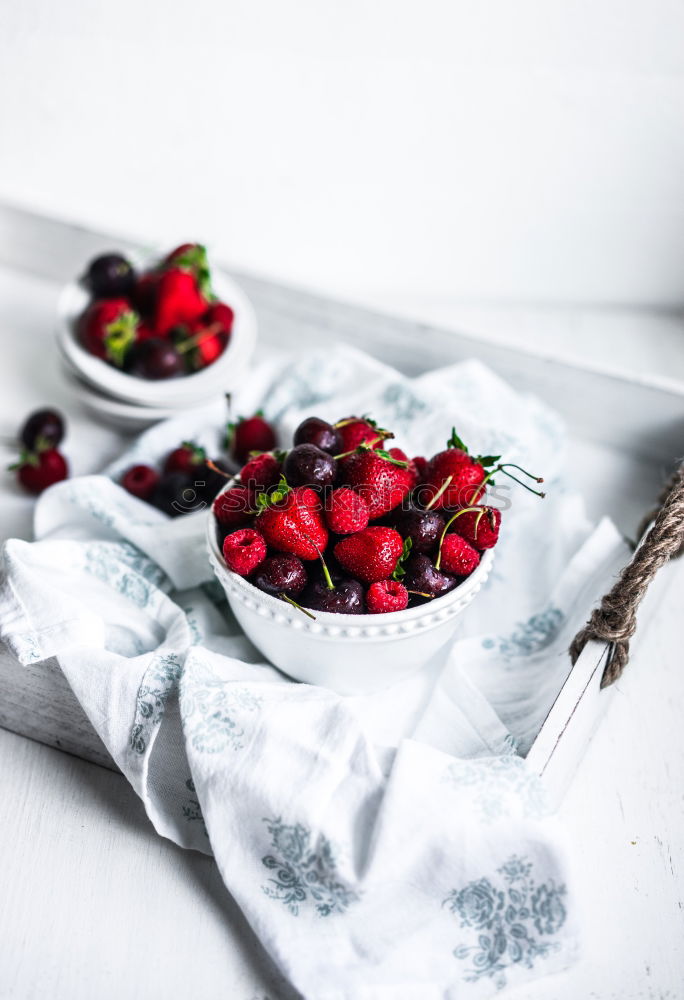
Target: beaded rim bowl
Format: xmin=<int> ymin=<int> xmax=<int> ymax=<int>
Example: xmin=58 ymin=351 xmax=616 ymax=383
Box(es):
xmin=205 ymin=495 xmax=494 ymax=639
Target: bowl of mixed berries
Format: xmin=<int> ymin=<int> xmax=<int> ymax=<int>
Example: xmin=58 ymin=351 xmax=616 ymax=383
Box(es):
xmin=57 ymin=243 xmax=257 ymax=424
xmin=207 ymin=415 xmax=544 ymax=694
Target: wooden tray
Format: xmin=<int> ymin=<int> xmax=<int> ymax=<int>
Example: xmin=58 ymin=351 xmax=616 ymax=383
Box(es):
xmin=1 ymin=202 xmax=682 ymax=804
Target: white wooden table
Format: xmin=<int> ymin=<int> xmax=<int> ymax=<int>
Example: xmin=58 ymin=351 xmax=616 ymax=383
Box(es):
xmin=1 ymin=262 xmax=683 ymax=999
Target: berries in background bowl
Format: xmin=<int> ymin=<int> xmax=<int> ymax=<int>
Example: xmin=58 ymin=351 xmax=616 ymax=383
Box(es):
xmin=73 ymin=243 xmax=239 ymax=382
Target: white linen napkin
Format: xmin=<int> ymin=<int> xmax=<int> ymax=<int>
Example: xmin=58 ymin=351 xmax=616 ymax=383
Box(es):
xmin=0 ymin=346 xmax=629 ymax=999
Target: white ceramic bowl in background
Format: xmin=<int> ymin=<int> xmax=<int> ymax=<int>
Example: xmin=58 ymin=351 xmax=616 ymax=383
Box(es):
xmin=56 ymin=252 xmax=257 ymax=409
xmin=206 ymin=498 xmax=494 ymax=695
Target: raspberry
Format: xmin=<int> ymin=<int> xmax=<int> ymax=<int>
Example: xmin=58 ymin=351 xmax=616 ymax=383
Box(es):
xmin=438 ymin=533 xmax=481 ymax=575
xmin=366 ymin=579 xmax=409 ymax=613
xmin=222 ymin=528 xmax=267 ymax=575
xmin=325 ymin=488 xmax=369 ymax=534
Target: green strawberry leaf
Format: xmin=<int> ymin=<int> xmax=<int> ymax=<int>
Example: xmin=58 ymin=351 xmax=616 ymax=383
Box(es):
xmin=447 ymin=427 xmax=469 ymax=452
xmin=7 ymin=449 xmax=39 ymax=471
xmin=181 ymin=441 xmax=207 ymax=464
xmin=171 ymin=243 xmax=214 ymax=300
xmin=104 ymin=309 xmax=139 ymax=367
xmin=375 ymin=449 xmax=409 ymax=469
xmin=223 ymin=420 xmax=236 ymax=451
xmin=391 ymin=536 xmax=413 ymax=580
xmin=474 ymin=454 xmax=501 ymax=469
xmin=255 ymin=474 xmax=291 ymax=511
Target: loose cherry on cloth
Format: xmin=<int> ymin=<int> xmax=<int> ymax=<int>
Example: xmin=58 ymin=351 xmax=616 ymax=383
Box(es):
xmin=0 ymin=346 xmax=632 ymax=999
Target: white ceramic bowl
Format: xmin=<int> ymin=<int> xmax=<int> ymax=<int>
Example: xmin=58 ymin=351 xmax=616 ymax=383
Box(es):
xmin=206 ymin=499 xmax=494 ymax=695
xmin=56 ymin=253 xmax=257 ymax=408
xmin=59 ymin=361 xmax=207 ymax=431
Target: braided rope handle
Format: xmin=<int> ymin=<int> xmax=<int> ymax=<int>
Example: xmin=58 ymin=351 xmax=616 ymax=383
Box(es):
xmin=569 ymin=463 xmax=684 ymax=687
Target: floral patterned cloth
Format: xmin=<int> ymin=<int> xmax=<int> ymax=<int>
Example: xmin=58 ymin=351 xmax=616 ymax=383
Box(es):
xmin=0 ymin=346 xmax=630 ymax=999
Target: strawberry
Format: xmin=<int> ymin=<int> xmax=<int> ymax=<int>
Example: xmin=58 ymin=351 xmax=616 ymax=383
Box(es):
xmin=240 ymin=452 xmax=282 ymax=491
xmin=451 ymin=505 xmax=501 ymax=550
xmin=78 ymin=299 xmax=139 ymax=365
xmin=228 ymin=414 xmax=277 ymax=463
xmin=341 ymin=447 xmax=413 ymax=520
xmin=412 ymin=456 xmax=429 ymax=482
xmin=366 ymin=579 xmax=409 ymax=613
xmin=325 ymin=487 xmax=369 ymax=534
xmin=10 ymin=448 xmax=68 ymax=495
xmin=437 ymin=533 xmax=481 ymax=575
xmin=121 ymin=464 xmax=159 ymax=501
xmin=187 ymin=326 xmax=227 ymax=370
xmin=258 ymin=485 xmax=328 ymax=560
xmin=334 ymin=526 xmax=403 ymax=584
xmin=222 ymin=528 xmax=267 ymax=576
xmin=163 ymin=243 xmax=213 ymax=298
xmin=422 ymin=429 xmax=492 ymax=510
xmin=204 ymin=301 xmax=234 ymax=334
xmin=164 ymin=441 xmax=206 ymax=476
xmin=213 ymin=486 xmax=255 ymax=528
xmin=155 ymin=268 xmax=207 ymax=334
xmin=388 ymin=447 xmax=420 ymax=488
xmin=136 ymin=321 xmax=158 ymax=342
xmin=335 ymin=416 xmax=393 ymax=455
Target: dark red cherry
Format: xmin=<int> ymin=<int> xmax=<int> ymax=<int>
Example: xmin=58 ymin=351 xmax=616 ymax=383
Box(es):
xmin=301 ymin=577 xmax=365 ymax=614
xmin=392 ymin=503 xmax=445 ymax=554
xmin=19 ymin=409 xmax=65 ymax=451
xmin=293 ymin=417 xmax=340 ymax=455
xmin=283 ymin=444 xmax=337 ymax=489
xmin=124 ymin=338 xmax=185 ymax=379
xmin=402 ymin=553 xmax=457 ymax=599
xmin=252 ymin=555 xmax=308 ymax=599
xmin=86 ymin=253 xmax=137 ymax=298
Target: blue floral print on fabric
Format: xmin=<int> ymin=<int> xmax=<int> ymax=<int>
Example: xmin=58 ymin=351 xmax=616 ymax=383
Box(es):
xmin=444 ymin=855 xmax=567 ymax=989
xmin=129 ymin=652 xmax=183 ymax=755
xmin=482 ymin=606 xmax=564 ymax=659
xmin=261 ymin=818 xmax=360 ymax=917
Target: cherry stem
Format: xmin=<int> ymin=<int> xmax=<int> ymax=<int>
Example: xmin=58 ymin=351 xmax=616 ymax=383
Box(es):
xmin=477 ymin=462 xmax=545 ymax=500
xmin=407 ymin=590 xmax=435 ymax=599
xmin=334 ymin=436 xmax=384 ymax=461
xmin=206 ymin=459 xmax=235 ymax=481
xmin=425 ymin=475 xmax=453 ymax=511
xmin=497 ymin=463 xmax=545 ymax=498
xmin=435 ymin=506 xmax=485 ymax=570
xmin=278 ymin=593 xmax=316 ymax=621
xmin=302 ymin=532 xmax=335 ymax=590
xmin=176 ymin=321 xmax=223 ymax=355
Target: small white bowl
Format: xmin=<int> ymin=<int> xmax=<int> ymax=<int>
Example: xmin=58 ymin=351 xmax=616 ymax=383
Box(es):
xmin=206 ymin=500 xmax=494 ymax=695
xmin=56 ymin=252 xmax=257 ymax=408
xmin=59 ymin=361 xmax=207 ymax=431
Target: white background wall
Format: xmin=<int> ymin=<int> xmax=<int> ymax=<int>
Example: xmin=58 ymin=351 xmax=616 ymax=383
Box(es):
xmin=2 ymin=0 xmax=684 ymax=307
